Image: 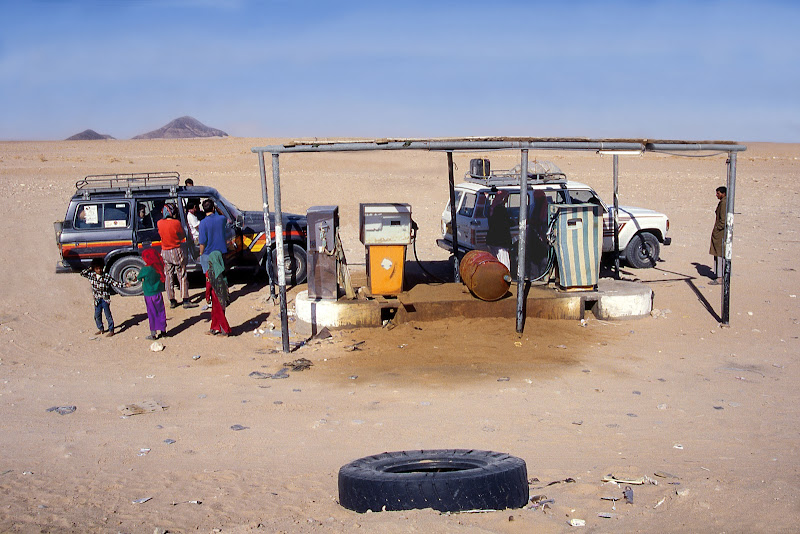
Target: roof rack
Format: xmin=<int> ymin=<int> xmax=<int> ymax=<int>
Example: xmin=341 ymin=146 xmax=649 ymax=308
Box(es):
xmin=76 ymin=172 xmax=181 ymax=199
xmin=465 ymin=160 xmax=567 ymax=186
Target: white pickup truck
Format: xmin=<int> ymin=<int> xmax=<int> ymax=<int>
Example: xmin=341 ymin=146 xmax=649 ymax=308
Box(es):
xmin=436 ymin=161 xmax=671 ymax=269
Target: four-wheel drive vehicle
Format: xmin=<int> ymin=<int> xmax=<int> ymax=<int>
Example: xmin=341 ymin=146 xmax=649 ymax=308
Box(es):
xmin=437 ymin=161 xmax=670 ymax=269
xmin=54 ymin=172 xmax=308 ymax=295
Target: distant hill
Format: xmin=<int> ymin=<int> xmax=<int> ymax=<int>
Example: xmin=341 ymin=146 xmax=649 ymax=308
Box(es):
xmin=133 ymin=116 xmax=228 ymax=139
xmin=66 ymin=129 xmax=115 ymax=141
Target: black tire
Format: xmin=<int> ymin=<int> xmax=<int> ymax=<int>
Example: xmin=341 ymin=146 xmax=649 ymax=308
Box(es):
xmin=268 ymin=242 xmax=308 ymax=286
xmin=108 ymin=255 xmax=145 ymax=296
xmin=625 ymin=232 xmax=660 ymax=269
xmin=338 ymin=449 xmax=528 ymax=513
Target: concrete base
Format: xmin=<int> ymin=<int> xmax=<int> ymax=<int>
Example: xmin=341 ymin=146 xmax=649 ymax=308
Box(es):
xmin=590 ymin=279 xmax=653 ymax=320
xmin=294 ymin=279 xmax=652 ymax=330
xmin=295 ymin=291 xmax=381 ymax=329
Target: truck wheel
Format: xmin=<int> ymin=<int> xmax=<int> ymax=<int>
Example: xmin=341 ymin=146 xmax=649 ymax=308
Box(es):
xmin=338 ymin=449 xmax=528 ymax=513
xmin=626 ymin=232 xmax=660 ymax=268
xmin=269 ymin=243 xmax=308 ymax=286
xmin=109 ymin=256 xmax=144 ymax=296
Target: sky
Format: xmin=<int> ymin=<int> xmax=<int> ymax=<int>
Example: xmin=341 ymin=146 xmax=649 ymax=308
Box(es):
xmin=1 ymin=0 xmax=798 ymax=142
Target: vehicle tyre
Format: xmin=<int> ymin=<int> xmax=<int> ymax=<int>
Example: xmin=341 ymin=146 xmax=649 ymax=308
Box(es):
xmin=269 ymin=242 xmax=308 ymax=286
xmin=338 ymin=449 xmax=529 ymax=513
xmin=108 ymin=255 xmax=145 ymax=296
xmin=625 ymin=232 xmax=660 ymax=268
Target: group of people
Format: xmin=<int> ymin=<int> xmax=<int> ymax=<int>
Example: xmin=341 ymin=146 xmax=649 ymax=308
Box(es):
xmin=81 ymin=193 xmax=234 ymax=340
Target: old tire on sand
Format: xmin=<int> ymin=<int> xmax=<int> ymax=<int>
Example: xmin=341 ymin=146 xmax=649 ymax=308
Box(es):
xmin=338 ymin=449 xmax=528 ymax=513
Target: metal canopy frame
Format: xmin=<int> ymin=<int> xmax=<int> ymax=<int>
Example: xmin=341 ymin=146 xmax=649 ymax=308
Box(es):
xmin=252 ymin=137 xmax=746 ymax=351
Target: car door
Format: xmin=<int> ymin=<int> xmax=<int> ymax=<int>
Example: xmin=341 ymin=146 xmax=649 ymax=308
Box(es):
xmin=134 ymin=198 xmax=165 ymax=253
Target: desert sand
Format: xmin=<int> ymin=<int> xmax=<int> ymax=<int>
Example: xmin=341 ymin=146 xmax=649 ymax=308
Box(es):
xmin=0 ymin=138 xmax=798 ymax=533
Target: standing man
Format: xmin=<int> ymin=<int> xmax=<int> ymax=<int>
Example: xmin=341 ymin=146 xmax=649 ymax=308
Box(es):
xmin=186 ymin=200 xmax=201 ymax=245
xmin=486 ymin=188 xmax=512 ymax=270
xmin=157 ymin=204 xmax=197 ymax=309
xmin=709 ymin=186 xmax=727 ymax=285
xmin=198 ymin=199 xmax=229 ymax=304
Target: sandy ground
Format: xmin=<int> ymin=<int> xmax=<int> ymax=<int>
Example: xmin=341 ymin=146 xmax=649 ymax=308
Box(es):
xmin=0 ymin=138 xmax=798 ymax=533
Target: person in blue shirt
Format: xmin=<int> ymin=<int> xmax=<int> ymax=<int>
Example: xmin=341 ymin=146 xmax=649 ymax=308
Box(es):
xmin=198 ymin=199 xmax=229 ymax=304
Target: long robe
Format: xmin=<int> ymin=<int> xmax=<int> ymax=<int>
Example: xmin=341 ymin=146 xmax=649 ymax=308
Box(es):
xmin=709 ymin=197 xmax=726 ymax=257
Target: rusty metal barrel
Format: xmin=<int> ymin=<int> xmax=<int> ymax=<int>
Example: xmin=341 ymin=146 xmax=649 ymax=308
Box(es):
xmin=459 ymin=250 xmax=511 ymax=301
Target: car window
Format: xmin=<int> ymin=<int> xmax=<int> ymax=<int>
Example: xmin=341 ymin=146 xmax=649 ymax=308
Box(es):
xmin=215 ymin=195 xmax=241 ymax=220
xmin=569 ymin=189 xmax=605 ymax=209
xmin=458 ymin=193 xmax=477 ymax=217
xmin=446 ymin=191 xmax=464 ymax=214
xmin=506 ymin=193 xmax=521 ymax=220
xmin=75 ymin=203 xmax=102 ymax=229
xmin=544 ymin=190 xmax=568 ymax=204
xmin=103 ymin=203 xmax=130 ymax=228
xmin=136 ymin=201 xmax=163 ymax=230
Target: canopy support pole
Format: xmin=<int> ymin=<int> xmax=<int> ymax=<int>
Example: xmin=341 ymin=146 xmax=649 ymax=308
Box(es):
xmin=516 ymin=150 xmax=529 ymax=334
xmin=270 ymin=153 xmax=290 ymax=352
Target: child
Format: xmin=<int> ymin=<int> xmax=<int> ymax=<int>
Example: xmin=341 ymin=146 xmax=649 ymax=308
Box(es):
xmin=205 ymin=250 xmax=231 ymax=336
xmin=135 ymin=249 xmax=168 ymax=340
xmin=80 ymin=258 xmax=125 ymax=337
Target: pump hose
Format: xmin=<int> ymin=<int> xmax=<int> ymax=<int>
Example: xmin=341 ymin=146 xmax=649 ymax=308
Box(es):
xmin=410 ymin=219 xmax=448 ymax=284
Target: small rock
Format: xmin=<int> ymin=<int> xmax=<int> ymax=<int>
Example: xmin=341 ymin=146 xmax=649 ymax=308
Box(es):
xmin=150 ymin=341 xmax=165 ymax=352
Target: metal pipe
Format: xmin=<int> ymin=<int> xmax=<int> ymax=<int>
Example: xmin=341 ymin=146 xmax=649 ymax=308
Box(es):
xmin=253 ymin=140 xmax=747 ymax=155
xmin=257 ymin=151 xmax=276 ymax=300
xmin=612 ymin=154 xmax=621 ymax=279
xmin=516 ymin=150 xmax=529 ymax=334
xmin=647 ymin=143 xmax=747 ymax=152
xmin=253 ymin=140 xmax=649 ymax=154
xmin=447 ymin=151 xmax=460 ymax=282
xmin=721 ymin=151 xmax=736 ymax=325
xmin=271 ymin=153 xmax=290 ymax=352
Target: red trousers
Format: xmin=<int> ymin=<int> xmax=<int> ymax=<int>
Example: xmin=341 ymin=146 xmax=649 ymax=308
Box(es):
xmin=209 ymin=289 xmax=231 ymax=334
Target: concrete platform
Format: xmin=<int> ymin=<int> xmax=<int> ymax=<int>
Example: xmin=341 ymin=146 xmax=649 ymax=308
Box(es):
xmin=295 ymin=279 xmax=652 ymax=329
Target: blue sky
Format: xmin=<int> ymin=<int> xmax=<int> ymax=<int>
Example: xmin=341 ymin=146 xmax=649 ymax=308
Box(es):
xmin=1 ymin=0 xmax=798 ymax=142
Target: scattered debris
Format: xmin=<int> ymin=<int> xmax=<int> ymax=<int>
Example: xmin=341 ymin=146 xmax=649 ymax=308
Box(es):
xmin=46 ymin=405 xmax=76 ymax=415
xmin=497 ymin=377 xmax=510 ymax=382
xmin=676 ymin=488 xmax=690 ymax=497
xmin=546 ymin=477 xmax=576 ymax=487
xmin=623 ymin=486 xmax=634 ymax=504
xmin=192 ymin=355 xmax=201 ymax=360
xmin=349 ymin=375 xmax=358 ymax=380
xmin=149 ymin=341 xmax=165 ymax=352
xmin=654 ymin=497 xmax=666 ymax=508
xmin=172 ymin=500 xmax=202 ymax=505
xmin=251 ymin=368 xmax=290 ymax=380
xmin=572 ymin=420 xmax=583 ymax=425
xmin=313 ymin=327 xmax=332 ymax=340
xmin=602 ymin=475 xmax=658 ymax=486
xmin=598 ymin=512 xmax=615 ymax=518
xmin=345 ymin=341 xmax=365 ymax=351
xmin=230 ymin=424 xmax=249 ymax=431
xmin=673 ymin=444 xmax=684 ymax=450
xmin=132 ymin=497 xmax=152 ymax=504
xmin=284 ymin=358 xmax=313 ymax=371
xmin=249 ymin=371 xmax=271 ymax=379
xmin=568 ymin=518 xmax=586 ymax=527
xmin=164 ymin=439 xmax=176 ymax=445
xmin=137 ymin=448 xmax=150 ymax=456
xmin=653 ymin=471 xmax=678 ymax=479
xmin=119 ymin=400 xmax=167 ymax=416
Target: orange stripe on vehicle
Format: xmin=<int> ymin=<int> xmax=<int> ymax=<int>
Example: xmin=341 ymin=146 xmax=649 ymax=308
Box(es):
xmin=61 ymin=240 xmax=133 ymax=249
